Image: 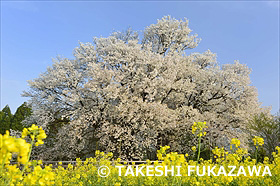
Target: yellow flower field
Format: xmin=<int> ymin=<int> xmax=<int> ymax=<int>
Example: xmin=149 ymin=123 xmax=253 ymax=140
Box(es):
xmin=1 ymin=124 xmax=280 ymax=185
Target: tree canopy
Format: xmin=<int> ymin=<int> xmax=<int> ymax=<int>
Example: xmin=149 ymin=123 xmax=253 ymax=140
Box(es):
xmin=23 ymin=16 xmax=266 ymax=160
xmin=11 ymin=102 xmax=32 ymax=131
xmin=0 ymin=105 xmax=12 ymax=134
xmin=0 ymin=102 xmax=31 ymax=134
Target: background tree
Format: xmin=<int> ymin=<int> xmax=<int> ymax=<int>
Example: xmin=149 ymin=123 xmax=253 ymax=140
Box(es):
xmin=11 ymin=102 xmax=32 ymax=131
xmin=248 ymin=112 xmax=280 ymax=159
xmin=23 ymin=16 xmax=267 ymax=160
xmin=0 ymin=105 xmax=13 ymax=134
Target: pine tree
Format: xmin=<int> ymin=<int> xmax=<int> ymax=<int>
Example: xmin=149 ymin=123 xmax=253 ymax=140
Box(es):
xmin=11 ymin=102 xmax=32 ymax=131
xmin=0 ymin=105 xmax=13 ymax=134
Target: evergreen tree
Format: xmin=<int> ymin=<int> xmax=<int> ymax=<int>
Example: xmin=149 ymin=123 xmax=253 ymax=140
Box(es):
xmin=0 ymin=105 xmax=12 ymax=134
xmin=11 ymin=102 xmax=32 ymax=131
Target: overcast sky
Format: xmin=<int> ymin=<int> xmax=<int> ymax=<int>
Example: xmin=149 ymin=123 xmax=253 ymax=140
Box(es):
xmin=1 ymin=1 xmax=279 ymax=114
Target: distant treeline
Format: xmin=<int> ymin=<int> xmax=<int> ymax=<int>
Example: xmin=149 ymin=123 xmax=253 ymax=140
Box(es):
xmin=0 ymin=102 xmax=32 ymax=134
